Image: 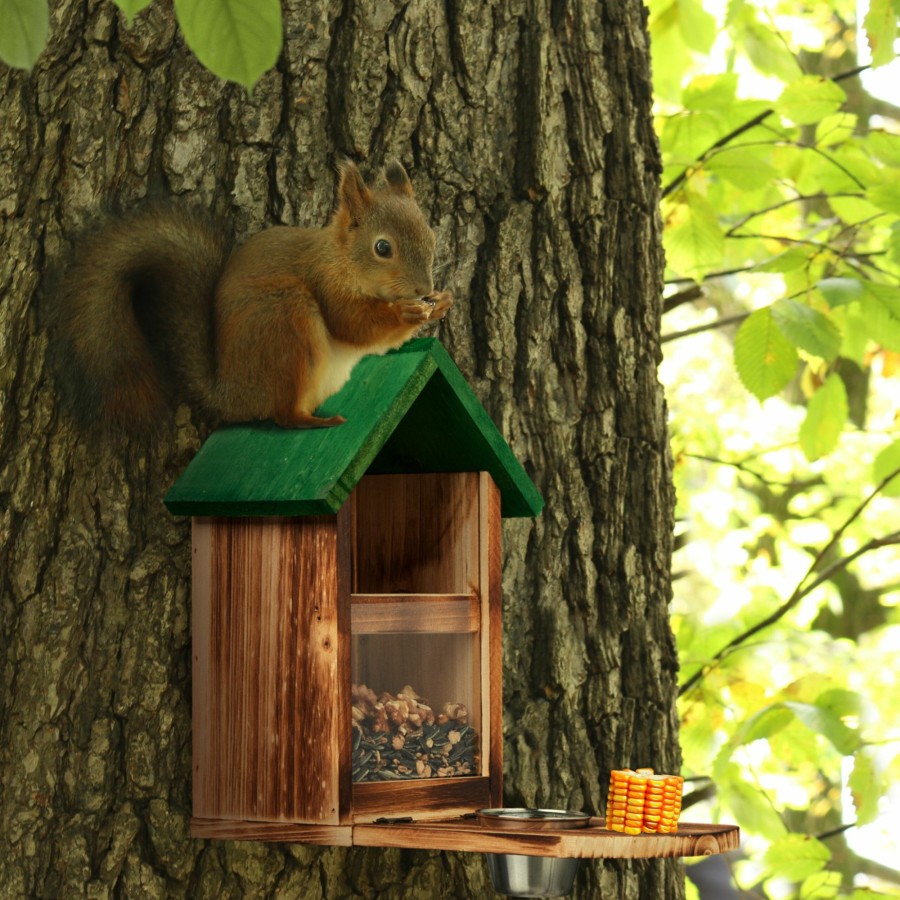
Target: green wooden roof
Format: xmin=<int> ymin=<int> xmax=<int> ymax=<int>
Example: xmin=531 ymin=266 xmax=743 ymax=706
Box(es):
xmin=164 ymin=338 xmax=543 ymax=518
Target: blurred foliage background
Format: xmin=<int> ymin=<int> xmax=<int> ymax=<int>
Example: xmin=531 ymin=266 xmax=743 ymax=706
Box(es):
xmin=652 ymin=0 xmax=900 ymax=896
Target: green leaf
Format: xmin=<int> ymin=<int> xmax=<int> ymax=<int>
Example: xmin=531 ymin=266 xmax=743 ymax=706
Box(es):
xmin=864 ymin=0 xmax=899 ymax=68
xmin=112 ymin=0 xmax=154 ymax=24
xmin=718 ymin=764 xmax=788 ymax=840
xmin=660 ymin=112 xmax=725 ymax=166
xmin=865 ymin=130 xmax=900 ymax=167
xmin=889 ymin=223 xmax=900 ymax=267
xmin=173 ymin=0 xmax=283 ymax=91
xmin=799 ymin=869 xmax=841 ymax=898
xmin=734 ymin=308 xmax=799 ymax=401
xmin=848 ymin=750 xmax=880 ymax=825
xmin=799 ymin=375 xmax=849 ymax=462
xmin=740 ymin=15 xmax=803 ymax=82
xmin=771 ymin=299 xmax=841 ymax=361
xmin=676 ymin=0 xmax=717 ymax=54
xmin=833 ymin=303 xmax=869 ymax=365
xmin=815 ymin=688 xmax=862 ymax=719
xmin=818 ymin=278 xmax=866 ymax=309
xmin=776 ymin=76 xmax=847 ymax=127
xmin=763 ymin=834 xmax=831 ymax=882
xmin=683 ymin=73 xmax=737 ymax=111
xmin=873 ymin=438 xmax=900 ymax=497
xmin=0 ymin=0 xmax=48 ymax=70
xmin=815 ymin=112 xmax=857 ymax=148
xmin=705 ymin=146 xmax=777 ymax=190
xmin=860 ymin=292 xmax=900 ymax=352
xmin=733 ymin=703 xmax=795 ymax=746
xmin=663 ymin=192 xmax=725 ymax=279
xmin=755 ymin=248 xmax=811 ymax=274
xmin=783 ymin=700 xmax=860 ymax=755
xmin=867 ymin=179 xmax=900 ymax=215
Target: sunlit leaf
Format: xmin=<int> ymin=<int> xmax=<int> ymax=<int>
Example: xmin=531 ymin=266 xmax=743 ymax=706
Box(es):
xmin=889 ymin=222 xmax=900 ymax=267
xmin=860 ymin=293 xmax=900 ymax=352
xmin=771 ymin=299 xmax=841 ymax=361
xmin=863 ymin=281 xmax=900 ymax=316
xmin=173 ymin=0 xmax=282 ymax=91
xmin=717 ymin=764 xmax=788 ymax=840
xmin=0 ymin=0 xmax=48 ymax=70
xmin=848 ymin=750 xmax=880 ymax=825
xmin=763 ymin=834 xmax=831 ymax=882
xmin=734 ymin=308 xmax=799 ymax=400
xmin=863 ymin=0 xmax=899 ymax=67
xmin=865 ymin=130 xmax=900 ymax=166
xmin=676 ymin=0 xmax=717 ymax=53
xmin=740 ymin=14 xmax=804 ymax=81
xmin=873 ymin=438 xmax=900 ymax=496
xmin=815 ymin=688 xmax=863 ymax=719
xmin=683 ymin=73 xmax=738 ymax=110
xmin=660 ymin=112 xmax=724 ymax=166
xmin=818 ymin=278 xmax=865 ymax=308
xmin=112 ymin=0 xmax=154 ymax=23
xmin=799 ymin=375 xmax=849 ymax=462
xmin=663 ymin=191 xmax=725 ymax=279
xmin=732 ymin=703 xmax=795 ymax=748
xmin=705 ymin=146 xmax=777 ymax=190
xmin=867 ymin=179 xmax=900 ymax=215
xmin=776 ymin=76 xmax=846 ymax=126
xmin=799 ymin=869 xmax=841 ymax=898
xmin=754 ymin=248 xmax=811 ymax=274
xmin=783 ymin=700 xmax=859 ymax=754
xmin=815 ymin=112 xmax=857 ymax=147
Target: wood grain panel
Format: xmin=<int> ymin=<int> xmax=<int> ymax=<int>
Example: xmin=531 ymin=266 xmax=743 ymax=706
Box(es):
xmin=352 ymin=818 xmax=740 ymax=859
xmin=353 ymin=473 xmax=479 ymax=594
xmin=351 ymin=776 xmax=493 ymax=822
xmin=191 ymin=818 xmax=352 ymax=845
xmin=192 ymin=515 xmax=345 ymax=825
xmin=350 ymin=594 xmax=479 ymax=634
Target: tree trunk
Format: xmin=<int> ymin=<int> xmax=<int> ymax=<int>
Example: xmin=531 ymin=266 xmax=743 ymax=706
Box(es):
xmin=0 ymin=0 xmax=679 ymax=897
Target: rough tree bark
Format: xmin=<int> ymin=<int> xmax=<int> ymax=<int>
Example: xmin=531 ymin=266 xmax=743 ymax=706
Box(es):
xmin=0 ymin=0 xmax=679 ymax=897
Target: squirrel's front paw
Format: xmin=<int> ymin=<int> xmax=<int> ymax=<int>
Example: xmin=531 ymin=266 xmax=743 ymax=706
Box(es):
xmin=397 ymin=298 xmax=434 ymax=325
xmin=424 ymin=290 xmax=454 ymax=321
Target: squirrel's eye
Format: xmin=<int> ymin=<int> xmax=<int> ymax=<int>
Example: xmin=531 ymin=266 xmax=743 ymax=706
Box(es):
xmin=374 ymin=239 xmax=392 ymax=258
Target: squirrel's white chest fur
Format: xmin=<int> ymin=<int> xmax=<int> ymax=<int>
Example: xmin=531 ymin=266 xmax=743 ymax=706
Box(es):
xmin=312 ymin=337 xmax=398 ymax=408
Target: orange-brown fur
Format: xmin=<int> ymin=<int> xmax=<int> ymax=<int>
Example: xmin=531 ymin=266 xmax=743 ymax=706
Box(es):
xmin=54 ymin=160 xmax=453 ymax=430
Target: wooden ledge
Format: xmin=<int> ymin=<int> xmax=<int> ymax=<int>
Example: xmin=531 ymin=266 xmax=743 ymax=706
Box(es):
xmin=353 ymin=817 xmax=739 ymax=859
xmin=192 ymin=816 xmax=739 ymax=859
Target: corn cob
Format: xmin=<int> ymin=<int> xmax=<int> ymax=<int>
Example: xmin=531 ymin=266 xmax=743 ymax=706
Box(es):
xmin=605 ymin=768 xmax=684 ymax=834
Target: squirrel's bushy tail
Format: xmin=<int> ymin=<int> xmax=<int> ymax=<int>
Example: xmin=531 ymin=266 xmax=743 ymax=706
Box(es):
xmin=55 ymin=206 xmax=232 ymax=430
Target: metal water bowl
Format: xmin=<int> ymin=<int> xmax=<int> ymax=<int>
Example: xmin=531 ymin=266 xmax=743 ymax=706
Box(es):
xmin=477 ymin=808 xmax=589 ymax=898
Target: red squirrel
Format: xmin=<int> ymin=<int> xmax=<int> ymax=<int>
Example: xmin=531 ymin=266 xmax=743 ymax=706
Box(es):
xmin=56 ymin=160 xmax=453 ymax=429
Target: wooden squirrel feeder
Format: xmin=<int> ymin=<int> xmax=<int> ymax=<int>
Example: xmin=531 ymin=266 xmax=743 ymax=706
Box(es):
xmin=165 ymin=338 xmax=738 ymax=864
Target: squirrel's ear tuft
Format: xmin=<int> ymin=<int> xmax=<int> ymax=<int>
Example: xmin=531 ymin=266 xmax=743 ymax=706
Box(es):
xmin=383 ymin=160 xmax=414 ymax=197
xmin=336 ymin=159 xmax=371 ymax=226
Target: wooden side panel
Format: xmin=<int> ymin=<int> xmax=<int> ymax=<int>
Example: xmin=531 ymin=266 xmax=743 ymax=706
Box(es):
xmin=480 ymin=474 xmax=503 ymax=805
xmin=192 ymin=515 xmax=345 ymax=825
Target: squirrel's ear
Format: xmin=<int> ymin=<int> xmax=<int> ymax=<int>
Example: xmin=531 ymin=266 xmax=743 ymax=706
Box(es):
xmin=336 ymin=159 xmax=371 ymax=227
xmin=383 ymin=160 xmax=414 ymax=197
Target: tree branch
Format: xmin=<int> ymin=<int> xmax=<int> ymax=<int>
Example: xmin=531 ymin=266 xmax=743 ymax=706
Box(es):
xmin=661 ymin=312 xmax=749 ymax=343
xmin=679 ymin=465 xmax=900 ymax=696
xmin=660 ymin=64 xmax=871 ymax=200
